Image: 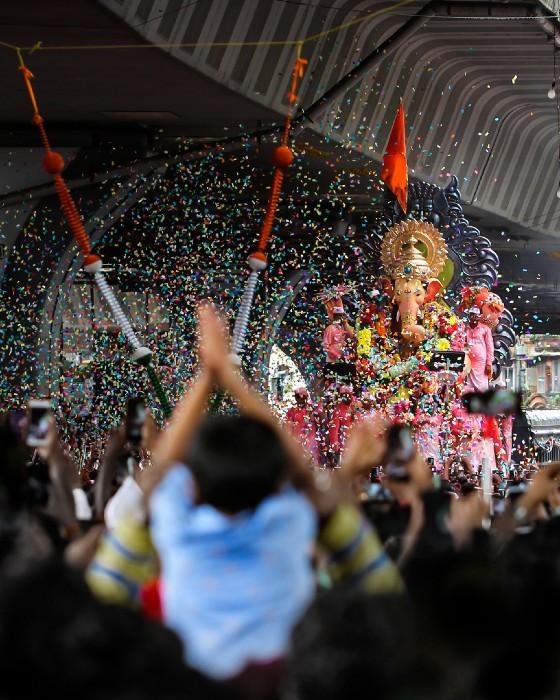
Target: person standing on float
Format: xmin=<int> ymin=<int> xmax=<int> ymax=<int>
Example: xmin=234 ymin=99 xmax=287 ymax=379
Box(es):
xmin=285 ymin=387 xmax=319 ymax=463
xmin=322 ymin=301 xmax=355 ymax=364
xmin=464 ymin=307 xmax=494 ymax=392
xmin=462 ymin=307 xmax=496 ymax=473
xmin=327 ymin=384 xmax=355 ymax=468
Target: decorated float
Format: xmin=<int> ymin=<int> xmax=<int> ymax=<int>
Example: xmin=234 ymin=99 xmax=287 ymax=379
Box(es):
xmin=306 ymin=106 xmax=517 ymax=470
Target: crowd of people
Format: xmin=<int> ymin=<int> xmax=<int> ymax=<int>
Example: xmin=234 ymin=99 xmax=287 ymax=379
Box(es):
xmin=2 ymin=303 xmax=560 ymax=700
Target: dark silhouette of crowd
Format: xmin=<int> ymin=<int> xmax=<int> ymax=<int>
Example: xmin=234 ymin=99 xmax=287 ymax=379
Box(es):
xmin=1 ymin=304 xmax=559 ymax=700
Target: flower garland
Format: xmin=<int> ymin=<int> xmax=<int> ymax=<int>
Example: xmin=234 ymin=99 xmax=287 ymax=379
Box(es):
xmin=356 ymin=297 xmax=462 ymax=421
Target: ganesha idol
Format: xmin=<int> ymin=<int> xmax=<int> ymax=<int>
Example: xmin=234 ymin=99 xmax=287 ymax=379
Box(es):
xmin=379 ymin=219 xmax=449 ymax=345
xmin=352 ymin=219 xmax=467 ymax=466
xmin=355 ymin=219 xmax=460 ymax=382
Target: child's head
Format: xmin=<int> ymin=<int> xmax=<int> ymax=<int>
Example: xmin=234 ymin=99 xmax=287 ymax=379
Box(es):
xmin=187 ymin=415 xmax=289 ymax=513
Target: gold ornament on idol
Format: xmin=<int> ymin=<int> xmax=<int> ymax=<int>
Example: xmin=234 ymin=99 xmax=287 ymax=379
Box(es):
xmin=380 ymin=219 xmax=448 ymax=281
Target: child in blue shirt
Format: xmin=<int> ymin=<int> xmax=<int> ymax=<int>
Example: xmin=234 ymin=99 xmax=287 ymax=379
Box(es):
xmin=146 ymin=305 xmax=317 ymax=679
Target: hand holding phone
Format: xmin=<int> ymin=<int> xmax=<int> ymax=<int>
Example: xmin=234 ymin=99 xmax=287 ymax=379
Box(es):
xmin=384 ymin=424 xmax=414 ymax=482
xmin=26 ymin=400 xmax=51 ymax=447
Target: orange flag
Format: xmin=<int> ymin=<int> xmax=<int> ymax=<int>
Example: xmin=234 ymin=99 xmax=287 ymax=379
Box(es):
xmin=381 ymin=102 xmax=408 ymax=214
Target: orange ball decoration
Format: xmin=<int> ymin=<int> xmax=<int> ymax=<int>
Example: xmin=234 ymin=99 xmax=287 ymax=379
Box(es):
xmin=272 ymin=145 xmax=294 ymax=169
xmin=42 ymin=151 xmax=65 ymax=175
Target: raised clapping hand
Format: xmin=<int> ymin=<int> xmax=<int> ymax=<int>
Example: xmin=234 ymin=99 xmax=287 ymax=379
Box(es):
xmin=448 ymin=491 xmax=489 ymax=549
xmin=522 ymin=461 xmax=560 ymax=509
xmin=197 ymin=302 xmax=233 ymax=383
xmin=36 ymin=416 xmax=80 ymax=536
xmin=495 ymin=461 xmax=560 ymax=542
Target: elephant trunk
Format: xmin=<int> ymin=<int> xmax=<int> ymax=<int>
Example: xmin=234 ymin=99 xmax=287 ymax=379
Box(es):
xmin=397 ymin=300 xmax=426 ymax=345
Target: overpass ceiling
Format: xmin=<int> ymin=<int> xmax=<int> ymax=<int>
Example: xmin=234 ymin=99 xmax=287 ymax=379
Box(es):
xmin=98 ymin=0 xmax=560 ymax=239
xmin=2 ymin=0 xmax=560 ymax=238
xmin=0 ymin=0 xmax=277 ymax=130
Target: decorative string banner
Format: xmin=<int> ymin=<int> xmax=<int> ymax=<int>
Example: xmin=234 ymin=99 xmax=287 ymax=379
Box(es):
xmin=0 ymin=0 xmax=416 ymax=55
xmin=0 ymin=0 xmax=558 ymax=59
xmin=16 ymin=51 xmax=172 ymax=417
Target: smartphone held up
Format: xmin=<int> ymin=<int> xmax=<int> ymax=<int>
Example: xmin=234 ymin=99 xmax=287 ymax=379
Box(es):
xmin=26 ymin=399 xmax=51 ymax=447
xmin=384 ymin=424 xmax=414 ymax=482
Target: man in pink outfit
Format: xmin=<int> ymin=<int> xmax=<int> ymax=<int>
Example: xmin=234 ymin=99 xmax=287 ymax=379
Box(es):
xmin=499 ymin=414 xmax=513 ymax=464
xmin=285 ymin=387 xmax=319 ymax=462
xmin=322 ymin=303 xmax=354 ymax=363
xmin=464 ymin=307 xmax=494 ymax=392
xmin=327 ymin=384 xmax=355 ymax=468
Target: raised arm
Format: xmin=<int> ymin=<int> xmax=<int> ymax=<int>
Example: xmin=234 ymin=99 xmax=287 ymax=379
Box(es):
xmin=495 ymin=462 xmax=560 ymax=544
xmin=148 ymin=303 xmax=318 ymax=499
xmin=144 ymin=370 xmax=213 ymax=497
xmin=321 ymin=418 xmax=404 ymax=592
xmin=342 ymin=318 xmax=354 ymax=338
xmin=322 ymin=324 xmax=336 ymax=358
xmin=38 ymin=418 xmax=80 ymax=539
xmin=94 ymin=428 xmax=126 ymax=520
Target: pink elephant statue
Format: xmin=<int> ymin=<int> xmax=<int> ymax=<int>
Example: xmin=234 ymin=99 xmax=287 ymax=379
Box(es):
xmin=384 ymin=276 xmax=443 ymax=345
xmin=459 ymin=287 xmax=505 ymax=330
xmin=480 ymin=292 xmax=504 ymax=330
xmin=379 ymin=220 xmax=448 ymax=347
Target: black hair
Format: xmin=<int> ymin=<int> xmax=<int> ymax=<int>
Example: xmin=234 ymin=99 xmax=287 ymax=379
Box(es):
xmin=186 ymin=415 xmax=289 ymax=513
xmin=0 ymin=415 xmax=28 ymax=511
xmin=289 ymin=590 xmax=412 ymax=700
xmin=0 ymin=558 xmax=221 ymax=700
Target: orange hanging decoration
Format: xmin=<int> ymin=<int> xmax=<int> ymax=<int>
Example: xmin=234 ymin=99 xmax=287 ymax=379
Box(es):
xmin=17 ymin=55 xmax=172 ymax=416
xmin=18 ymin=61 xmax=99 ymax=264
xmin=249 ymin=55 xmax=307 ymax=265
xmin=232 ymin=52 xmax=307 ymax=361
